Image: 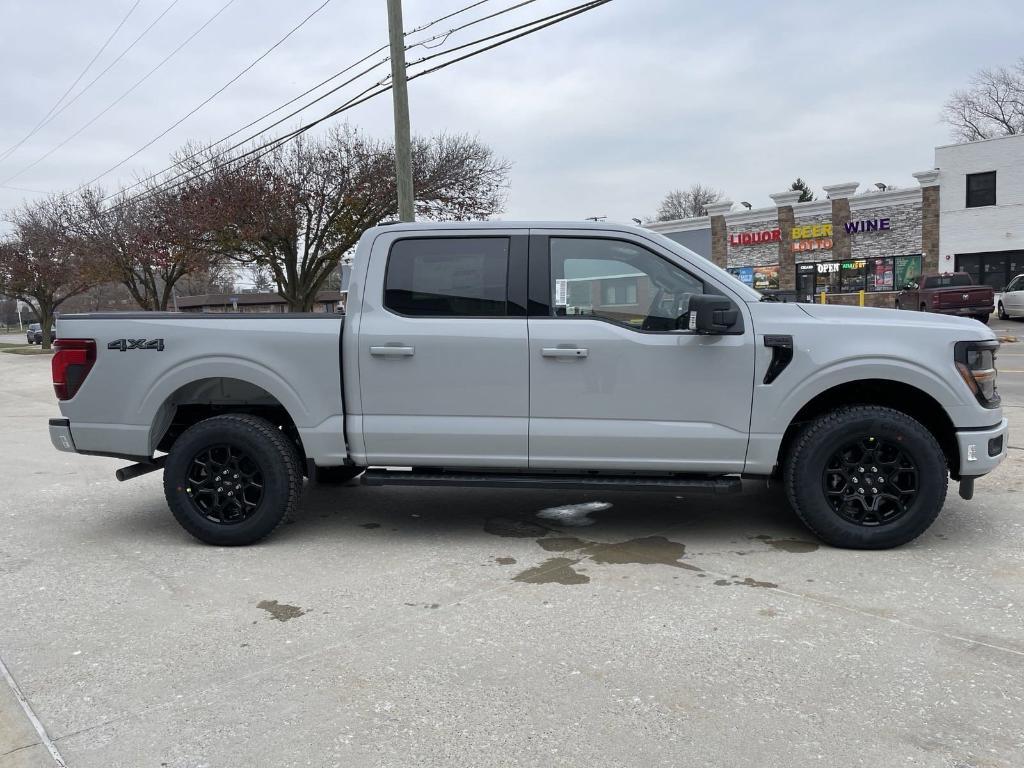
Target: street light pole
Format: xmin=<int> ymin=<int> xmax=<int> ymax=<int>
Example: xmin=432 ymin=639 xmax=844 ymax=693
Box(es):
xmin=386 ymin=0 xmax=415 ymax=222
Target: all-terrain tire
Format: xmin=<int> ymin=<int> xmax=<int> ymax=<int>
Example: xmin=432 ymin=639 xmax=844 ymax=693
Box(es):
xmin=314 ymin=465 xmax=365 ymax=484
xmin=784 ymin=406 xmax=948 ymax=549
xmin=163 ymin=414 xmax=302 ymax=545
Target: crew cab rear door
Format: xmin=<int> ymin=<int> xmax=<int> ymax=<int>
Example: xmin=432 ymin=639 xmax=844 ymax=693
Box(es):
xmin=526 ymin=231 xmax=755 ymax=473
xmin=356 ymin=230 xmax=530 ymax=466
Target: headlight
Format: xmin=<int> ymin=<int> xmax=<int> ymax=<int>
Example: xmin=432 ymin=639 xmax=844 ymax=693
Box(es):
xmin=955 ymin=340 xmax=1000 ymax=408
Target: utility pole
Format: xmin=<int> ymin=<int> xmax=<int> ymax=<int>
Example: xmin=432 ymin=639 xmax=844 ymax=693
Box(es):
xmin=386 ymin=0 xmax=415 ymax=222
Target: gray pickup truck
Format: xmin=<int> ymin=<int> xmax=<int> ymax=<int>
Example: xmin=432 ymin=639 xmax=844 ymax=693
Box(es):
xmin=49 ymin=222 xmax=1006 ymax=549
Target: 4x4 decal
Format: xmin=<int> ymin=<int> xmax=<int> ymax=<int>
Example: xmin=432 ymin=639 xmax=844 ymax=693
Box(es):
xmin=108 ymin=338 xmax=165 ymax=351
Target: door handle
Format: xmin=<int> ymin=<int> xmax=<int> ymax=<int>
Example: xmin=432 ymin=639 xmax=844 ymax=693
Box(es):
xmin=370 ymin=345 xmax=415 ymax=357
xmin=541 ymin=347 xmax=588 ymax=359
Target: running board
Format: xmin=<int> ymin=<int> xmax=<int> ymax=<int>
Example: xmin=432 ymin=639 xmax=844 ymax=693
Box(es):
xmin=361 ymin=469 xmax=742 ymax=494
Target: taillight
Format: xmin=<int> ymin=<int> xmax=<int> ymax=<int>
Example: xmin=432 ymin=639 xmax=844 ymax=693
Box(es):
xmin=52 ymin=339 xmax=96 ymax=401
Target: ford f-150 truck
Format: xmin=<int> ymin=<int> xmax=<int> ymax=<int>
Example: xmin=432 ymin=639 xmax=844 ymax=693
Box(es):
xmin=48 ymin=222 xmax=1007 ymax=549
xmin=895 ymin=272 xmax=994 ymax=323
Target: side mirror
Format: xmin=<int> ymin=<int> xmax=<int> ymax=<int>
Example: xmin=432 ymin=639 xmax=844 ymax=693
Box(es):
xmin=682 ymin=295 xmax=741 ymax=335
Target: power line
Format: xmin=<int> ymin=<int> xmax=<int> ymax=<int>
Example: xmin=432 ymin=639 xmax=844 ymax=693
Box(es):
xmin=80 ymin=0 xmax=335 ymax=189
xmin=95 ymin=0 xmax=548 ymax=203
xmin=0 ymin=0 xmax=183 ymax=164
xmin=106 ymin=0 xmax=612 ymax=215
xmin=0 ymin=0 xmax=237 ymax=186
xmin=406 ymin=0 xmax=538 ymax=51
xmin=0 ymin=0 xmax=143 ymax=163
xmin=405 ymin=0 xmax=492 ymax=34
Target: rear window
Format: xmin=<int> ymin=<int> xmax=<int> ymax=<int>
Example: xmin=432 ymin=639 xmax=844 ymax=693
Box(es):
xmin=925 ymin=274 xmax=973 ymax=288
xmin=385 ymin=237 xmax=510 ymax=317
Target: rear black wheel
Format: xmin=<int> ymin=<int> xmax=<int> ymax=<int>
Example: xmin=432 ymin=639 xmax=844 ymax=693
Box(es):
xmin=784 ymin=406 xmax=947 ymax=549
xmin=974 ymin=314 xmax=990 ymax=324
xmin=164 ymin=414 xmax=302 ymax=545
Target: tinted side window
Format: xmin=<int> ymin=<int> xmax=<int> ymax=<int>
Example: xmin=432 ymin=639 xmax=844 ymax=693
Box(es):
xmin=549 ymin=237 xmax=704 ymax=332
xmin=385 ymin=238 xmax=509 ymax=317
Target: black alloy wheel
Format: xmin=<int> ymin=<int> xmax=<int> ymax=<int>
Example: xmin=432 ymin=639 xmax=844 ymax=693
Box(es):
xmin=185 ymin=444 xmax=265 ymax=524
xmin=164 ymin=414 xmax=302 ymax=545
xmin=784 ymin=405 xmax=947 ymax=549
xmin=822 ymin=436 xmax=918 ymax=527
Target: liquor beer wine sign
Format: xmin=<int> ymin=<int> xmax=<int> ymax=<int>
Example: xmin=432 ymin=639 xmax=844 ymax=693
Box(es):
xmin=729 ymin=218 xmax=893 ymax=251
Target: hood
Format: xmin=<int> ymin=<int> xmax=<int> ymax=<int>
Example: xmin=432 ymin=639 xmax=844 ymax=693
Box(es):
xmin=796 ymin=302 xmax=994 ymax=337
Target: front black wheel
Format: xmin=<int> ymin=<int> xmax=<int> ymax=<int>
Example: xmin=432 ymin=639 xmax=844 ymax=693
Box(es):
xmin=998 ymin=302 xmax=1009 ymax=320
xmin=164 ymin=414 xmax=302 ymax=545
xmin=784 ymin=406 xmax=947 ymax=549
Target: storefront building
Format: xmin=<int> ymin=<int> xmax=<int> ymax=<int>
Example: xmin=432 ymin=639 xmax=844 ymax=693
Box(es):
xmin=645 ymin=134 xmax=1024 ymax=304
xmin=647 ymin=179 xmax=938 ymax=307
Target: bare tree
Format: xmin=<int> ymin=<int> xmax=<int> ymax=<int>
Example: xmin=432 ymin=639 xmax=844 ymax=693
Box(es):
xmin=653 ymin=183 xmax=725 ymax=221
xmin=0 ymin=196 xmax=95 ymax=349
xmin=942 ymin=58 xmax=1024 ymax=142
xmin=74 ymin=186 xmax=218 ymax=311
xmin=179 ymin=126 xmax=510 ymax=311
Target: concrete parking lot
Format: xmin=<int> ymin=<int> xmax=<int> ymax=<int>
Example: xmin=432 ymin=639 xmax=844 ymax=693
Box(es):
xmin=1 ymin=325 xmax=1023 ymax=768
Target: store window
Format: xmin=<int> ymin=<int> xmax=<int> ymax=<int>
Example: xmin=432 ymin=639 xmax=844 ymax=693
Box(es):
xmin=799 ymin=255 xmax=921 ymax=295
xmin=727 ymin=265 xmax=779 ymax=291
xmin=966 ymin=171 xmax=996 ymax=208
xmin=550 ymin=237 xmax=704 ymax=331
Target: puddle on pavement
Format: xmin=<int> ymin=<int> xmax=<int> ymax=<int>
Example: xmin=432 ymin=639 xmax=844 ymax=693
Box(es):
xmin=256 ymin=599 xmax=307 ymax=622
xmin=513 ymin=557 xmax=591 ymax=585
xmin=494 ymin=556 xmax=517 ymax=565
xmin=535 ymin=501 xmax=611 ymax=527
xmin=536 ymin=535 xmax=702 ymax=571
xmin=752 ymin=534 xmax=819 ymax=553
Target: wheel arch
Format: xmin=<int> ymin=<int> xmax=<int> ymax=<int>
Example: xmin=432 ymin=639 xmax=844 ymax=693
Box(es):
xmin=151 ymin=376 xmax=305 ymax=464
xmin=776 ymin=379 xmax=959 ymax=479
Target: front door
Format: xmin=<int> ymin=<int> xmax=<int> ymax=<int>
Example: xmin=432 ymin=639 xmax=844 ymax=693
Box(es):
xmin=527 ymin=233 xmax=755 ymax=473
xmin=357 ymin=233 xmax=530 ymax=466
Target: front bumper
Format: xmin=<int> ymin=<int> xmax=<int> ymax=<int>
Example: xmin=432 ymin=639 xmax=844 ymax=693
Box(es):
xmin=49 ymin=418 xmax=77 ymax=453
xmin=956 ymin=418 xmax=1008 ymax=477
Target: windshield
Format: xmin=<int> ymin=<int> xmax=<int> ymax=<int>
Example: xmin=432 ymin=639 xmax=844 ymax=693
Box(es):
xmin=642 ymin=230 xmax=762 ymax=302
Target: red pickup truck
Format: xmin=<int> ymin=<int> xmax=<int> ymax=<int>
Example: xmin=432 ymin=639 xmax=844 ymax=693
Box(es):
xmin=895 ymin=273 xmax=994 ymax=324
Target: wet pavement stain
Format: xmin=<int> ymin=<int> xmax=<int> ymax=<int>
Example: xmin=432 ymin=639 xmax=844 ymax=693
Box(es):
xmin=535 ymin=501 xmax=611 ymax=527
xmin=484 ymin=517 xmax=550 ymax=538
xmin=752 ymin=534 xmax=819 ymax=553
xmin=494 ymin=556 xmax=517 ymax=565
xmin=513 ymin=557 xmax=590 ymax=585
xmin=360 ymin=522 xmax=381 ymax=529
xmin=713 ymin=577 xmax=778 ymax=589
xmin=256 ymin=600 xmax=307 ymax=622
xmin=536 ymin=535 xmax=702 ymax=571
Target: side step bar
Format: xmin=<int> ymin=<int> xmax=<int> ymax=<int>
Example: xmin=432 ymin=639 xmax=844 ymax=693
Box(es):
xmin=361 ymin=469 xmax=742 ymax=494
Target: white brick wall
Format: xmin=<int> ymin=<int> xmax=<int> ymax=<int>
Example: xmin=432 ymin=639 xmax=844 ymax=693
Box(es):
xmin=937 ymin=134 xmax=1024 ymax=259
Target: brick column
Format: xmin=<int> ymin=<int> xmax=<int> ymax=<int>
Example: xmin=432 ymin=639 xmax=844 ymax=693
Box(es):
xmin=823 ymin=182 xmax=859 ymax=263
xmin=914 ymin=170 xmax=941 ymax=273
xmin=769 ymin=190 xmax=802 ymax=292
xmin=705 ymin=201 xmax=733 ymax=268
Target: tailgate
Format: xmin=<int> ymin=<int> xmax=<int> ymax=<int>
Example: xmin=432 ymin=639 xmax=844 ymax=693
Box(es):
xmin=932 ymin=287 xmax=993 ymax=309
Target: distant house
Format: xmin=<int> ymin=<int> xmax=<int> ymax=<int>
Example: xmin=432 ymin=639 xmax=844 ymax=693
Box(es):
xmin=176 ymin=290 xmax=345 ymax=313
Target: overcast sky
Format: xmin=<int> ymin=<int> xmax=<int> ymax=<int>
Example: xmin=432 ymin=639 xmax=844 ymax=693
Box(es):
xmin=1 ymin=0 xmax=1021 ymax=226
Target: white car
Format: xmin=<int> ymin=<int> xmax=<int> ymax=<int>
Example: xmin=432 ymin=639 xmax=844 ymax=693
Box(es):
xmin=997 ymin=274 xmax=1024 ymax=319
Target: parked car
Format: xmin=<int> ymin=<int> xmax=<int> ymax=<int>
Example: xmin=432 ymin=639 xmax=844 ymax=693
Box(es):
xmin=48 ymin=222 xmax=1006 ymax=550
xmin=895 ymin=272 xmax=994 ymax=323
xmin=997 ymin=274 xmax=1024 ymax=320
xmin=26 ymin=323 xmax=57 ymax=345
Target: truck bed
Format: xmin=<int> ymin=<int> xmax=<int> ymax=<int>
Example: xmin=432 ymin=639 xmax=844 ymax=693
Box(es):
xmin=54 ymin=312 xmax=347 ymax=465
